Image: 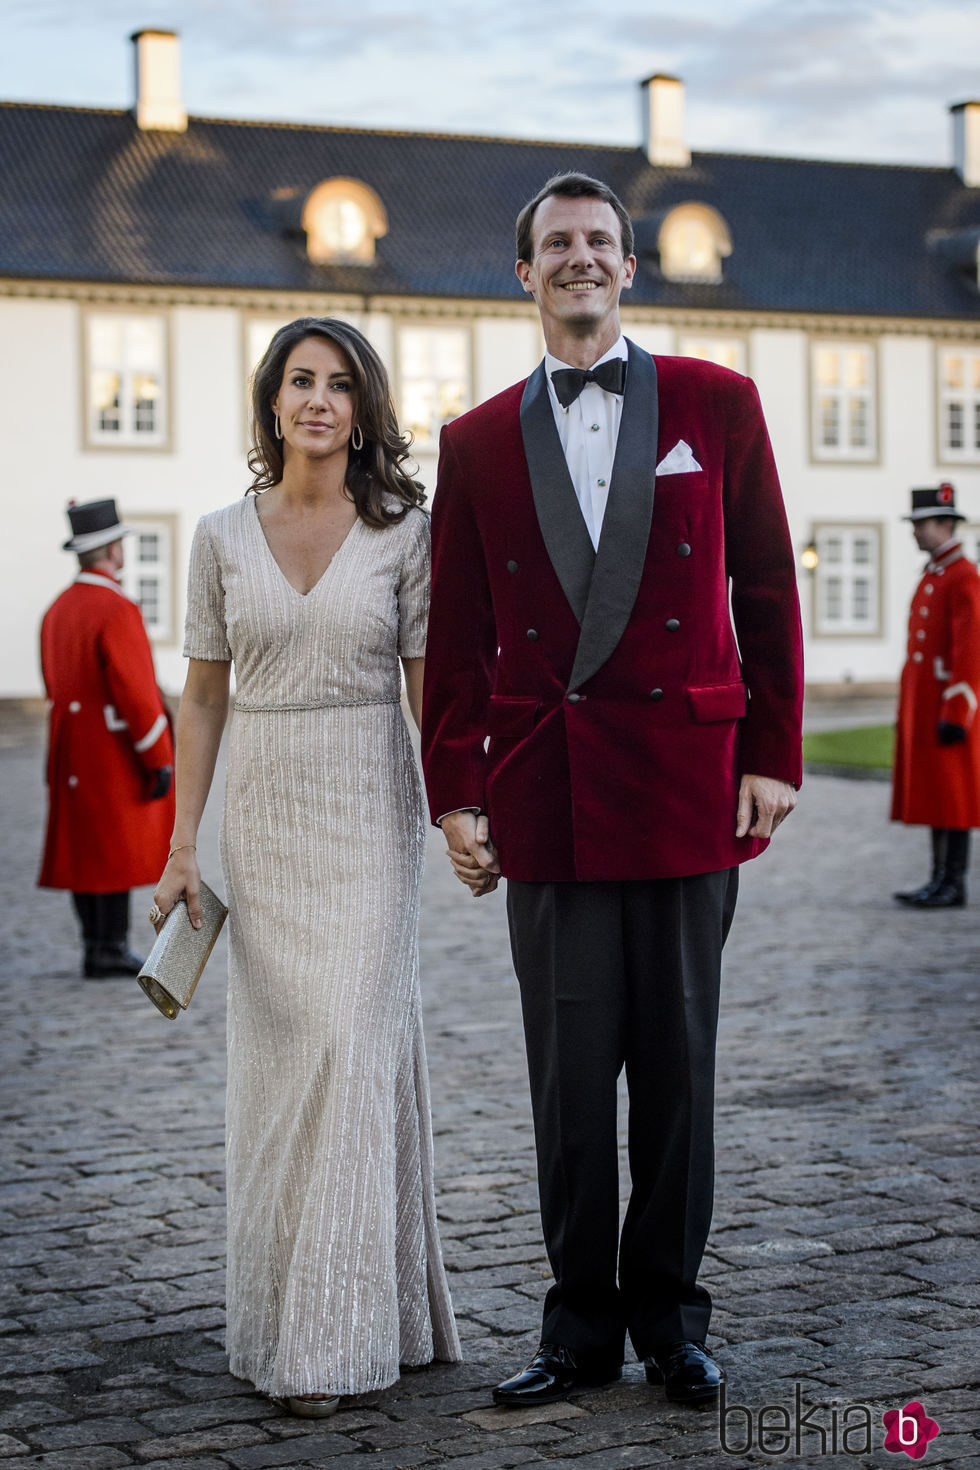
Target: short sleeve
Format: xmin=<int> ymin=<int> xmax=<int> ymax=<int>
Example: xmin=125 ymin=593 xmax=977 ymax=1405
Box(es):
xmin=397 ymin=509 xmax=431 ymax=659
xmin=183 ymin=517 xmax=231 ymax=661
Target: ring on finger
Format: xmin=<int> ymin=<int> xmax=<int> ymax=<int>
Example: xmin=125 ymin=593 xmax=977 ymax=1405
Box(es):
xmin=148 ymin=903 xmax=164 ymax=926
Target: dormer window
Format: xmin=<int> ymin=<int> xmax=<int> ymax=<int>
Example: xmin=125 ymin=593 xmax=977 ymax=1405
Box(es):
xmin=657 ymin=203 xmax=731 ymax=283
xmin=301 ymin=178 xmax=388 ymax=265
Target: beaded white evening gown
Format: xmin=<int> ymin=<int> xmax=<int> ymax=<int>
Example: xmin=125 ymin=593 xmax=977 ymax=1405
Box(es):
xmin=183 ymin=495 xmax=460 ymax=1397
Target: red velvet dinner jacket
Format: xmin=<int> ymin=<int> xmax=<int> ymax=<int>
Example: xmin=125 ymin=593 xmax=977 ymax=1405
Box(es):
xmin=421 ymin=349 xmax=804 ymax=883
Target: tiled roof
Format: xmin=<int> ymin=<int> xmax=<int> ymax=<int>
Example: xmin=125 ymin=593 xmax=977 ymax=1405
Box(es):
xmin=1 ymin=101 xmax=979 ymax=319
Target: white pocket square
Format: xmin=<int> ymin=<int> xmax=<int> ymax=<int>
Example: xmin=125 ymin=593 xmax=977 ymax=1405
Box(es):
xmin=656 ymin=440 xmax=702 ymax=475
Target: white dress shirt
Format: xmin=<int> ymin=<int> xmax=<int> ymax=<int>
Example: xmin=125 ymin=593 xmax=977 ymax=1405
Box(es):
xmin=544 ymin=335 xmax=628 ymax=550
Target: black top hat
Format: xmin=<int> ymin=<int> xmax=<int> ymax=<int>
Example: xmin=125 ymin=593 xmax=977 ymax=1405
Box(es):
xmin=62 ymin=498 xmax=134 ymax=552
xmin=903 ymin=483 xmax=966 ymax=522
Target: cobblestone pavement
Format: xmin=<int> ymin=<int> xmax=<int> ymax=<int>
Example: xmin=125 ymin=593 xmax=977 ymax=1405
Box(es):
xmin=1 ymin=707 xmax=978 ymax=1469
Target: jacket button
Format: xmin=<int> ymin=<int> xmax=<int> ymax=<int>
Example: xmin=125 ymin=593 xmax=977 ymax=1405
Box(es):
xmin=665 ymin=618 xmax=680 ymax=632
xmin=68 ymin=775 xmax=79 ymax=787
xmin=676 ymin=542 xmax=691 ymax=557
xmin=567 ymin=692 xmax=582 ymax=703
xmin=649 ymin=688 xmax=664 ymax=701
xmin=913 ymin=652 xmax=924 ymax=662
xmin=506 ymin=559 xmax=519 ymax=573
xmin=924 ymin=584 xmax=934 ymax=594
xmin=919 ymin=606 xmax=929 ymax=617
xmin=916 ymin=629 xmax=926 ymax=641
xmin=69 ymin=701 xmax=81 ymax=713
xmin=526 ymin=628 xmax=538 ymax=641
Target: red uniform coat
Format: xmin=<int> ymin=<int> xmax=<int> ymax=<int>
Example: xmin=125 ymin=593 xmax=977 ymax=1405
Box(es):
xmin=422 ymin=347 xmax=804 ymax=882
xmin=891 ymin=542 xmax=980 ymax=829
xmin=39 ymin=570 xmax=175 ymax=892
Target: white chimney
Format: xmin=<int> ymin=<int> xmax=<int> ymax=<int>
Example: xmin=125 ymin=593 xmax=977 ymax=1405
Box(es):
xmin=640 ymin=74 xmax=690 ymax=168
xmin=132 ymin=29 xmax=187 ymax=132
xmin=951 ymin=101 xmax=980 ymax=187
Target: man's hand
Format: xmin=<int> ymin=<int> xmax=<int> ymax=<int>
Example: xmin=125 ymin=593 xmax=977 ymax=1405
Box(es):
xmin=441 ymin=811 xmax=501 ymax=897
xmin=736 ymin=774 xmax=797 ymax=839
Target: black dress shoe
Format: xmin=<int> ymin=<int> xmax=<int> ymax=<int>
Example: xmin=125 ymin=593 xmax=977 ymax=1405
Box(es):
xmin=492 ymin=1342 xmax=621 ymax=1406
xmin=84 ymin=944 xmax=145 ymax=978
xmin=644 ymin=1341 xmax=724 ymax=1404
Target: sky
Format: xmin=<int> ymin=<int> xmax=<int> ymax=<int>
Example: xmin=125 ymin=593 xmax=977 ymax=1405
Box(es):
xmin=2 ymin=0 xmax=980 ymax=167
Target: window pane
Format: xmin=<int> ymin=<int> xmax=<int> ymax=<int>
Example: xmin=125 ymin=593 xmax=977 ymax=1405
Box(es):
xmin=848 ymin=396 xmax=868 ymax=448
xmin=138 ymin=533 xmax=160 ymax=563
xmin=944 ymin=353 xmax=964 ymax=390
xmin=974 ymin=402 xmax=980 ymax=451
xmin=825 ymin=577 xmax=842 ymax=619
xmin=125 ymin=318 xmax=163 ymax=367
xmin=853 ymin=537 xmax=872 ymax=565
xmin=137 ymin=577 xmax=160 ymax=624
xmin=823 ymin=535 xmax=843 ymax=564
xmin=815 ymin=348 xmax=840 ymax=387
xmin=947 ymin=402 xmax=964 ymax=449
xmin=852 ymin=579 xmax=870 ymax=620
xmin=844 ymin=349 xmax=868 ymax=388
xmin=820 ymin=397 xmax=839 ymax=447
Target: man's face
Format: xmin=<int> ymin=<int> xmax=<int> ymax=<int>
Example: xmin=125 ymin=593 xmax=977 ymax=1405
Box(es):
xmin=515 ymin=195 xmax=635 ymax=344
xmin=913 ymin=517 xmax=956 ymax=553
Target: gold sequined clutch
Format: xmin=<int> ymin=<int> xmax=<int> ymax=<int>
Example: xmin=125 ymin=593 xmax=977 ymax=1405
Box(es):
xmin=137 ymin=880 xmax=228 ymax=1020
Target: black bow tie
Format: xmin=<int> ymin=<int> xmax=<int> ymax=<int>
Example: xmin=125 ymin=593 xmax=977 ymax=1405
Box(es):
xmin=550 ymin=357 xmax=627 ymax=409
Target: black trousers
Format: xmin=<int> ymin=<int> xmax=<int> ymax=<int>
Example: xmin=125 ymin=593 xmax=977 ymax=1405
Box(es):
xmin=71 ymin=891 xmax=131 ymax=945
xmin=506 ymin=869 xmax=738 ymax=1362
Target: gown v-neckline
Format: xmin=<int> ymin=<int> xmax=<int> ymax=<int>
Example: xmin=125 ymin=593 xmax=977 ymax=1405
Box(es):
xmin=251 ymin=493 xmax=360 ymax=599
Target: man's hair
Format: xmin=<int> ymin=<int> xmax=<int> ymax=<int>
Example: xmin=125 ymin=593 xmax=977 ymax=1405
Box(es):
xmin=515 ymin=172 xmax=635 ymax=263
xmin=77 ymin=544 xmax=117 ymax=569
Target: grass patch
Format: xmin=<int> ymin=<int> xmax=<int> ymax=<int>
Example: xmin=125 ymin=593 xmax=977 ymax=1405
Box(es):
xmin=803 ymin=723 xmax=895 ymax=770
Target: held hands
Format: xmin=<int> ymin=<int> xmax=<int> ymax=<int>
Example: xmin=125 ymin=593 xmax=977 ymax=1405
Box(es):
xmin=152 ymin=845 xmax=203 ymax=932
xmin=735 ymin=774 xmax=797 ymax=840
xmin=441 ymin=811 xmax=501 ymax=898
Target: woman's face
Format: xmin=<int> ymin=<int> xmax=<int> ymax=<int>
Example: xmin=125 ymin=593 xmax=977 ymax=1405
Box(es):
xmin=272 ymin=336 xmax=356 ymax=462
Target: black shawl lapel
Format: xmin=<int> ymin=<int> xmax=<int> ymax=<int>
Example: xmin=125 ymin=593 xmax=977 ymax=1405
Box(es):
xmin=519 ymin=362 xmax=595 ymax=625
xmin=567 ymin=341 xmax=658 ymax=692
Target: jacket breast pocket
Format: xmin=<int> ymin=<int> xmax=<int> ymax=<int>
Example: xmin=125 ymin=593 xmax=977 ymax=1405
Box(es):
xmin=687 ymin=681 xmax=748 ymax=723
xmin=488 ymin=696 xmax=541 ymax=739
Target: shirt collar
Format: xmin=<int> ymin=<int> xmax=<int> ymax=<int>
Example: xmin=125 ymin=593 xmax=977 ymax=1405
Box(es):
xmin=545 ymin=334 xmax=627 ymax=384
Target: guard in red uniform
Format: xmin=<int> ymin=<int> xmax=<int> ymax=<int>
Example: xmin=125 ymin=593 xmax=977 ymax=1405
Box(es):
xmin=39 ymin=499 xmax=175 ymax=975
xmin=892 ymin=483 xmax=980 ymax=907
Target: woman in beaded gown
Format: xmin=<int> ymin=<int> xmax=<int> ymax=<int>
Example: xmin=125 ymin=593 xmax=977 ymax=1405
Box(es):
xmin=153 ymin=318 xmax=460 ymax=1413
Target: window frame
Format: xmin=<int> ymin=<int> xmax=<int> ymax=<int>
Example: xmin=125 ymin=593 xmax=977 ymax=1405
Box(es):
xmin=394 ymin=320 xmax=474 ymax=454
xmin=807 ymin=338 xmax=879 ymax=465
xmin=118 ymin=512 xmax=179 ymax=645
xmin=808 ymin=520 xmax=885 ymax=639
xmin=81 ymin=306 xmax=172 ymax=452
xmin=936 ymin=343 xmax=980 ymax=466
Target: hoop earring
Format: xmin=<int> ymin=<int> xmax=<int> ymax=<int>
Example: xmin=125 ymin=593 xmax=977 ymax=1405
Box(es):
xmin=274 ymin=412 xmax=283 ymax=441
xmin=351 ymin=424 xmax=364 ymax=452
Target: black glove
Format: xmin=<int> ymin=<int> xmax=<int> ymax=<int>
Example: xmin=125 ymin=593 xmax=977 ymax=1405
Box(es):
xmin=147 ymin=764 xmax=173 ymax=800
xmin=937 ymin=721 xmax=967 ymax=747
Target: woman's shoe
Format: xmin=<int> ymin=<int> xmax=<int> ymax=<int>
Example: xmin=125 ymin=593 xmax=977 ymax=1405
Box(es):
xmin=284 ymin=1394 xmax=341 ymax=1418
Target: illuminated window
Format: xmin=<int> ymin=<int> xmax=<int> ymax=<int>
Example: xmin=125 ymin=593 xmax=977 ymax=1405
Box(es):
xmin=810 ymin=343 xmax=876 ymax=461
xmin=399 ymin=327 xmax=470 ymax=448
xmin=939 ymin=347 xmax=980 ymax=461
xmin=302 ymin=178 xmax=388 ymax=265
xmin=658 ymin=204 xmax=732 ymax=283
xmin=86 ymin=313 xmax=167 ymax=448
xmin=677 ymin=335 xmax=746 ymax=373
xmin=118 ymin=516 xmax=176 ymax=642
xmin=812 ymin=524 xmax=882 ymax=636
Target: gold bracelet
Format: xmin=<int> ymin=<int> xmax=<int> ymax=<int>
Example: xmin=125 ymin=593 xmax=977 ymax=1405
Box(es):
xmin=168 ymin=844 xmax=196 ymax=860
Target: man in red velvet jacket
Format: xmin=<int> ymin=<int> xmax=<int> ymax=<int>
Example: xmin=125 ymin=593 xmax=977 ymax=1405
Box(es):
xmin=421 ymin=173 xmax=804 ymax=1408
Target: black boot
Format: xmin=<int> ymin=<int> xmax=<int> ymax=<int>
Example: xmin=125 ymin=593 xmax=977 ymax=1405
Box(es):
xmin=916 ymin=830 xmax=969 ymax=908
xmin=84 ymin=891 xmax=145 ymax=978
xmin=894 ymin=828 xmax=948 ymax=904
xmin=72 ymin=893 xmax=101 ymax=977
